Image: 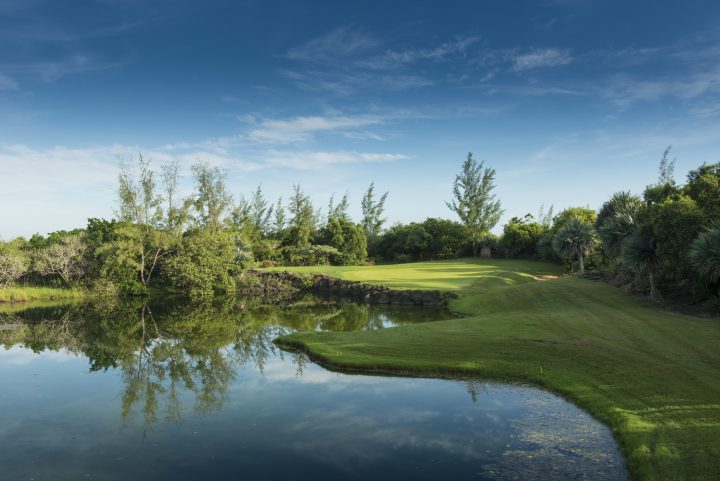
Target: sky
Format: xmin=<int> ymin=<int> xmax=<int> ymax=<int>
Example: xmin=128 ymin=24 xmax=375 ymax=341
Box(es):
xmin=1 ymin=0 xmax=720 ymax=239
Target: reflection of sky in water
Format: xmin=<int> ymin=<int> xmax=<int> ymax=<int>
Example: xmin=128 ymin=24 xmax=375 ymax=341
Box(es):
xmin=0 ymin=303 xmax=627 ymax=481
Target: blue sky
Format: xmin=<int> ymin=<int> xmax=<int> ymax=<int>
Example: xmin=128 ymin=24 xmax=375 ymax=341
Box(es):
xmin=1 ymin=0 xmax=720 ymax=238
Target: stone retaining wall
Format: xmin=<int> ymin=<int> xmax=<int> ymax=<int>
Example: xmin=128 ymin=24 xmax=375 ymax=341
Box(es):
xmin=241 ymin=270 xmax=457 ymax=306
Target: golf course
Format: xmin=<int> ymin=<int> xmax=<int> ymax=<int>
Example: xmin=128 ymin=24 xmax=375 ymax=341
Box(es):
xmin=276 ymin=258 xmax=720 ymax=481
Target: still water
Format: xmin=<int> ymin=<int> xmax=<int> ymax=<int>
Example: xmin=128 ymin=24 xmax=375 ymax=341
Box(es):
xmin=0 ymin=298 xmax=627 ymax=481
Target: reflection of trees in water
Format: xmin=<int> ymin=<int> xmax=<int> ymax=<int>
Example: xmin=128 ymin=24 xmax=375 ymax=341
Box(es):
xmin=0 ymin=297 xmax=446 ymax=432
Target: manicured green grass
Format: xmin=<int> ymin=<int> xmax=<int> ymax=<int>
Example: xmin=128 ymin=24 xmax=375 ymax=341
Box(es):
xmin=275 ymin=258 xmax=720 ymax=481
xmin=0 ymin=286 xmax=85 ymax=303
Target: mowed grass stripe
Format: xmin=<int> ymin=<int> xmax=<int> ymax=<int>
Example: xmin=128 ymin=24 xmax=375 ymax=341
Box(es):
xmin=274 ymin=258 xmax=720 ymax=481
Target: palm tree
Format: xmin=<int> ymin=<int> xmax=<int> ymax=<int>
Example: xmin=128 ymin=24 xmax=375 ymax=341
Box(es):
xmin=622 ymin=229 xmax=662 ymax=302
xmin=689 ymin=221 xmax=720 ymax=295
xmin=596 ymin=191 xmax=643 ymax=258
xmin=553 ymin=217 xmax=597 ymax=274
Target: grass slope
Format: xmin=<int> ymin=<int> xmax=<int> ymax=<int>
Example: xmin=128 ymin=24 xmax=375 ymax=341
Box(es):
xmin=275 ymin=259 xmax=720 ymax=481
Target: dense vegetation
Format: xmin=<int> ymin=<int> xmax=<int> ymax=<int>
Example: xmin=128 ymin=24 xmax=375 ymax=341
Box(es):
xmin=1 ymin=148 xmax=718 ymax=306
xmin=276 ymin=259 xmax=720 ymax=481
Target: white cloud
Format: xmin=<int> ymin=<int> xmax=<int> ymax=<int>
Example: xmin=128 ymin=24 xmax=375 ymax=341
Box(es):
xmin=248 ymin=114 xmax=383 ymax=143
xmin=511 ymin=48 xmax=572 ymax=71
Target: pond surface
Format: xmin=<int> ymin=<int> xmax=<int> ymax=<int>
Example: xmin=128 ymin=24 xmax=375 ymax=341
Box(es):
xmin=0 ymin=298 xmax=627 ymax=481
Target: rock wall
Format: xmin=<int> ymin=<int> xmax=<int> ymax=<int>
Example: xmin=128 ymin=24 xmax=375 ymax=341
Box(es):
xmin=241 ymin=270 xmax=457 ymax=306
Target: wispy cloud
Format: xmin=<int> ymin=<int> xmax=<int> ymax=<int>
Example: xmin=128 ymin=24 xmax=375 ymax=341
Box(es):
xmin=3 ymin=54 xmax=125 ymax=82
xmin=599 ymin=67 xmax=720 ymax=107
xmin=280 ymin=67 xmax=433 ymax=95
xmin=0 ymin=73 xmax=18 ymax=90
xmin=511 ymin=48 xmax=572 ymax=71
xmin=359 ymin=36 xmax=479 ymax=70
xmin=247 ymin=114 xmax=383 ymax=143
xmin=287 ymin=26 xmax=378 ymax=62
xmin=264 ymin=150 xmax=408 ymax=170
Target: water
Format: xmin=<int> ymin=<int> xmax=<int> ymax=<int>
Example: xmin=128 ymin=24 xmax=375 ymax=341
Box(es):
xmin=0 ymin=298 xmax=628 ymax=481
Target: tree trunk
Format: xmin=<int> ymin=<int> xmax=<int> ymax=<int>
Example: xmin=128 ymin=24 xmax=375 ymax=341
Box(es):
xmin=648 ymin=270 xmax=662 ymax=302
xmin=578 ymin=254 xmax=584 ymax=274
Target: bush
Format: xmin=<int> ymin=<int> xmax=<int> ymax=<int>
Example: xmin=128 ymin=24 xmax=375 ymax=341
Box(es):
xmin=283 ymin=245 xmax=344 ymax=266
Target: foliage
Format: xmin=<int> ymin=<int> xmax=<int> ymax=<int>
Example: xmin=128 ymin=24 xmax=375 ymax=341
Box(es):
xmin=190 ymin=162 xmax=232 ymax=233
xmin=446 ymin=152 xmax=502 ymax=256
xmin=500 ymin=214 xmax=545 ymax=258
xmin=361 ymin=182 xmax=388 ymax=254
xmin=375 ymin=218 xmax=468 ymax=262
xmin=34 ymin=234 xmax=87 ymax=286
xmin=165 ymin=230 xmax=237 ymax=301
xmin=622 ymin=228 xmax=662 ymax=301
xmin=595 ymin=191 xmax=643 ymax=259
xmin=689 ymin=221 xmax=720 ymax=295
xmin=637 ymin=195 xmax=706 ymax=276
xmin=0 ymin=247 xmax=29 ymax=287
xmin=684 ymin=162 xmax=720 ymax=220
xmin=283 ymin=244 xmax=344 ymax=266
xmin=317 ymin=216 xmax=367 ymax=265
xmin=108 ymin=155 xmax=180 ymax=287
xmin=552 ymin=217 xmax=597 ymax=273
xmin=287 ymin=185 xmax=316 ymax=248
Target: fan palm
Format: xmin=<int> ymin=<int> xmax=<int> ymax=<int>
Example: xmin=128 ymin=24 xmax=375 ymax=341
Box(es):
xmin=689 ymin=221 xmax=720 ymax=294
xmin=596 ymin=191 xmax=643 ymax=258
xmin=622 ymin=229 xmax=662 ymax=302
xmin=553 ymin=217 xmax=597 ymax=274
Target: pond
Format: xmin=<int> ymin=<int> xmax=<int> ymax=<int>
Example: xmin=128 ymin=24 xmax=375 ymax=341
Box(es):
xmin=0 ymin=298 xmax=628 ymax=481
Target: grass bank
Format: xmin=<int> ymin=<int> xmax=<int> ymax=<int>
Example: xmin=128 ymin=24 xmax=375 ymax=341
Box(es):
xmin=0 ymin=286 xmax=85 ymax=303
xmin=275 ymin=259 xmax=720 ymax=481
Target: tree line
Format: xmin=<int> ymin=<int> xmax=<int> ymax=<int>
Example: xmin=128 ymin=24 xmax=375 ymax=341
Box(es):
xmin=1 ymin=148 xmax=718 ymax=304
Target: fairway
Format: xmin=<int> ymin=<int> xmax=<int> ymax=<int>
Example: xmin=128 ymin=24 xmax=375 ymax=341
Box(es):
xmin=276 ymin=259 xmax=720 ymax=481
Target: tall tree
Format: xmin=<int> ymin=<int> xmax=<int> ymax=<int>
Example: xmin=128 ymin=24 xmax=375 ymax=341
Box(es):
xmin=273 ymin=197 xmax=286 ymax=237
xmin=110 ymin=154 xmax=175 ymax=287
xmin=288 ymin=185 xmax=315 ymax=247
xmin=361 ymin=182 xmax=388 ymax=252
xmin=328 ymin=192 xmax=350 ymax=222
xmin=446 ymin=152 xmax=503 ymax=256
xmin=191 ymin=162 xmax=232 ymax=233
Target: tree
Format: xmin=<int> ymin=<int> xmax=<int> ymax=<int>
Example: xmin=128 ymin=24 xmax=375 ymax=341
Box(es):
xmin=0 ymin=248 xmax=28 ymax=287
xmin=446 ymin=152 xmax=503 ymax=256
xmin=596 ymin=191 xmax=643 ymax=259
xmin=501 ymin=215 xmax=544 ymax=258
xmin=34 ymin=234 xmax=87 ymax=285
xmin=317 ymin=216 xmax=367 ymax=264
xmin=689 ymin=222 xmax=720 ymax=295
xmin=328 ymin=192 xmax=350 ymax=222
xmin=623 ymin=229 xmax=662 ymax=302
xmin=191 ymin=162 xmax=232 ymax=233
xmin=249 ymin=185 xmax=273 ymax=238
xmin=165 ymin=229 xmax=237 ymax=301
xmin=287 ymin=185 xmax=315 ymax=247
xmin=684 ymin=162 xmax=720 ymax=220
xmin=272 ymin=197 xmax=286 ymax=238
xmin=361 ymin=182 xmax=388 ymax=253
xmin=638 ymin=195 xmax=707 ymax=276
xmin=109 ymin=154 xmax=176 ymax=288
xmin=644 ymin=146 xmax=681 ymax=205
xmin=553 ymin=217 xmax=597 ymax=274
